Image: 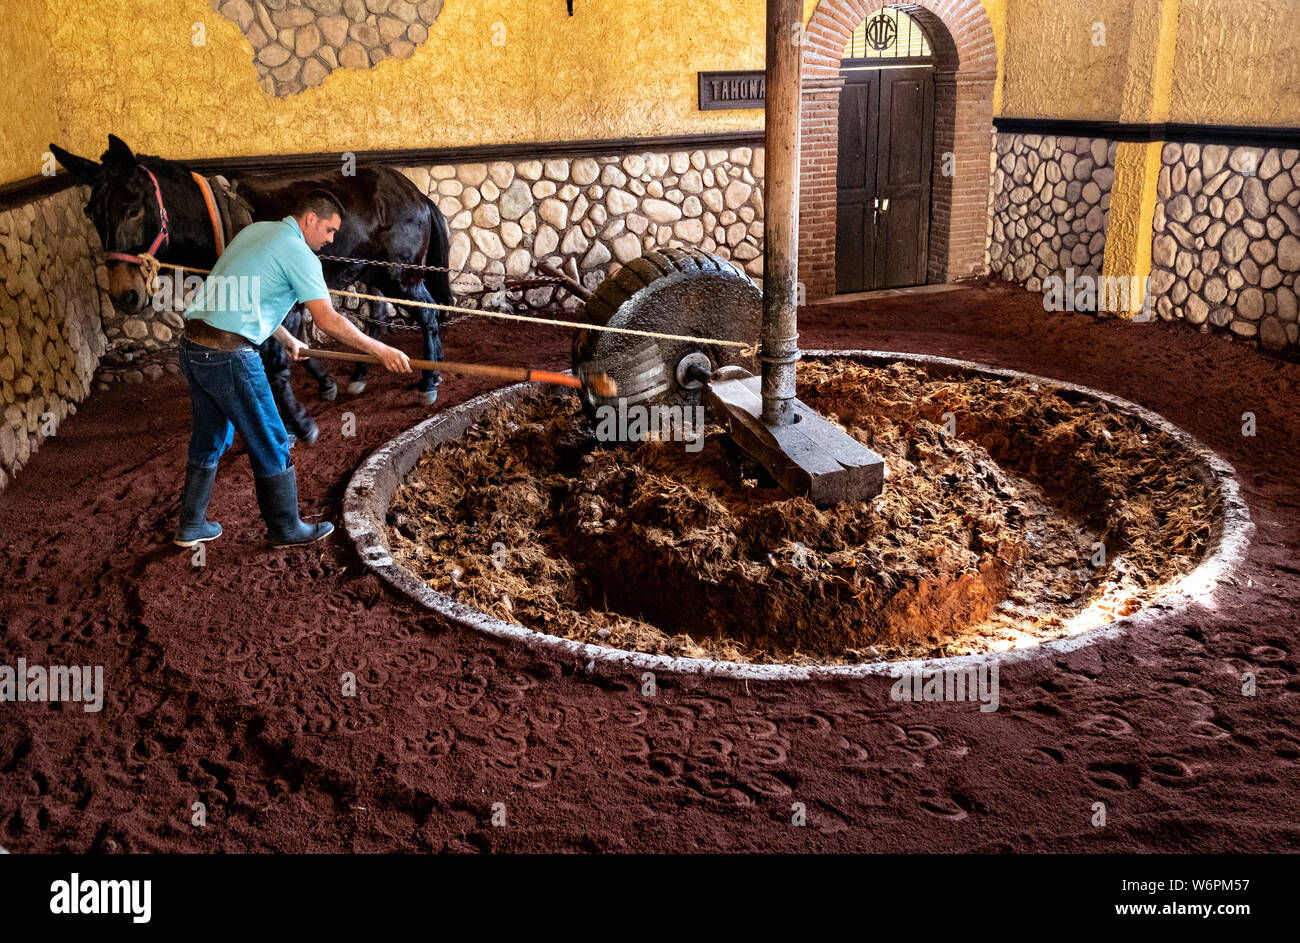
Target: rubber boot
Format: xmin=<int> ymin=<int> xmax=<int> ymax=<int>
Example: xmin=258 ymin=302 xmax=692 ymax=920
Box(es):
xmin=174 ymin=463 xmax=222 ymax=547
xmin=254 ymin=461 xmax=334 ymax=548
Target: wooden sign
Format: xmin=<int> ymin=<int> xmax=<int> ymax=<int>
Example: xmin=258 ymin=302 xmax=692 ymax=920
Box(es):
xmin=698 ymin=71 xmax=766 ymax=110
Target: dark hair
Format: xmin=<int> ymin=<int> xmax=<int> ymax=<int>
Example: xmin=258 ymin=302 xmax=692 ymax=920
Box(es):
xmin=294 ymin=188 xmax=344 ymax=220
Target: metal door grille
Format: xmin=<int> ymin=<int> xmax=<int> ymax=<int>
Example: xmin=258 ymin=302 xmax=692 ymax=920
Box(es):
xmin=843 ymin=7 xmax=932 ymax=60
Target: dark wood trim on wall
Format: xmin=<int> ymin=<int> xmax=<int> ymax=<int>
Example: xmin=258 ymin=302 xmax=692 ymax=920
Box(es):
xmin=0 ymin=129 xmax=766 ymax=212
xmin=995 ymin=117 xmax=1300 ymax=148
xmin=0 ymin=173 xmax=80 ymax=212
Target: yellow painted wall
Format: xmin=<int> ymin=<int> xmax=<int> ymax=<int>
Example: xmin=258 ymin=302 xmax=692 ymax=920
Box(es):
xmin=1000 ymin=0 xmax=1300 ymax=125
xmin=28 ymin=0 xmax=766 ymax=187
xmin=7 ymin=0 xmax=1009 ymax=188
xmin=982 ymin=0 xmax=1008 ymax=114
xmin=0 ymin=0 xmax=63 ymax=184
xmin=1000 ymin=0 xmax=1133 ymax=120
xmin=1169 ymin=0 xmax=1300 ymax=126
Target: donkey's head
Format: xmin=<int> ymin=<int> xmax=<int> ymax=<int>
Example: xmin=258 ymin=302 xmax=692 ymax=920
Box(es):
xmin=52 ymin=135 xmax=170 ymax=313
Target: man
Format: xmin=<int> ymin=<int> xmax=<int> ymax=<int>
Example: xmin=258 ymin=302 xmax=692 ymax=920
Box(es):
xmin=174 ymin=189 xmax=411 ymax=549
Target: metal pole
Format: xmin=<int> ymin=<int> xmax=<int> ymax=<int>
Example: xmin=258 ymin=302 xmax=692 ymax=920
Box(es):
xmin=761 ymin=0 xmax=803 ymax=426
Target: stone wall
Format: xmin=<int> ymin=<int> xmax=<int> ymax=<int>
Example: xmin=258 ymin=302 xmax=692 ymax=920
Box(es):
xmin=0 ymin=187 xmax=110 ymax=491
xmin=401 ymin=146 xmax=767 ymax=312
xmin=211 ymin=0 xmax=447 ymax=98
xmin=986 ymin=133 xmax=1115 ymax=292
xmin=1148 ymin=143 xmax=1300 ymax=353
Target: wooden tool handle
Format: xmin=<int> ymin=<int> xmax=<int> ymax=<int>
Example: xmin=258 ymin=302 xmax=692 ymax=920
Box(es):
xmin=301 ymin=348 xmax=586 ymax=389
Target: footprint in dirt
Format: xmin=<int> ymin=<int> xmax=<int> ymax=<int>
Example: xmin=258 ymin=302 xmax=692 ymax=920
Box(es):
xmin=1268 ymin=732 xmax=1300 ymax=760
xmin=1078 ymin=713 xmax=1135 ymax=737
xmin=1188 ymin=720 xmax=1233 ymax=740
xmin=835 ymin=736 xmax=873 ymax=765
xmin=1249 ymin=644 xmax=1290 ymax=663
xmin=1086 ymin=760 xmax=1143 ymax=791
xmin=884 ymin=722 xmax=943 ymax=751
xmin=685 ymin=769 xmax=753 ymax=807
xmin=689 ymin=733 xmax=735 ymax=763
xmin=775 ymin=710 xmax=836 ymax=737
xmin=644 ymin=752 xmax=685 ymax=785
xmin=518 ymin=760 xmax=555 ymax=789
xmin=610 ymin=730 xmax=651 ymax=764
xmin=1024 ymin=745 xmax=1065 ymax=765
xmin=740 ymin=771 xmax=794 ymax=800
xmin=918 ymin=790 xmax=972 ymax=821
xmin=1147 ymin=756 xmax=1198 ymax=786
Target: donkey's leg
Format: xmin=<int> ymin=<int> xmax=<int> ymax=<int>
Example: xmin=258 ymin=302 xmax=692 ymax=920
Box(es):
xmin=398 ymin=282 xmax=443 ymax=404
xmin=285 ymin=304 xmax=336 ymax=401
xmin=304 ymin=356 xmax=337 ymax=401
xmin=260 ymin=335 xmax=317 ymax=444
xmin=345 ymin=300 xmax=391 ymax=395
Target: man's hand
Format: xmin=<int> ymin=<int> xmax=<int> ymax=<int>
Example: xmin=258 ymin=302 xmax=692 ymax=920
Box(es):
xmin=372 ymin=343 xmax=411 ymax=374
xmin=273 ymin=324 xmax=308 ymax=361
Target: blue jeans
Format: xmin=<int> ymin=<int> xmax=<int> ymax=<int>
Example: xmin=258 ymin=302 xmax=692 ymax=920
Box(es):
xmin=179 ymin=338 xmax=291 ymax=478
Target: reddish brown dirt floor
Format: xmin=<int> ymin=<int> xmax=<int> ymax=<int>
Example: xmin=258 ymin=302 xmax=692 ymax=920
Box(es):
xmin=1 ymin=280 xmax=1298 ymax=852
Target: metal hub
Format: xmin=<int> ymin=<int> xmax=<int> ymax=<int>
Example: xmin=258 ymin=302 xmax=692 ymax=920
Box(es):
xmin=675 ymin=352 xmax=713 ymax=390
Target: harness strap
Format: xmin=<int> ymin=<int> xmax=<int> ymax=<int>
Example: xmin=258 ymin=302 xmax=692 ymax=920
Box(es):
xmin=191 ymin=172 xmax=225 ymax=257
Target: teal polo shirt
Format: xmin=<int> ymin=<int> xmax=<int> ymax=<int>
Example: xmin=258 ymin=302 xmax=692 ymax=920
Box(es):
xmin=184 ymin=216 xmax=330 ymax=344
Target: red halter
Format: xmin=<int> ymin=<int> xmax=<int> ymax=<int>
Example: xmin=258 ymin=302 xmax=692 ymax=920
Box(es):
xmin=102 ymin=166 xmax=170 ymax=266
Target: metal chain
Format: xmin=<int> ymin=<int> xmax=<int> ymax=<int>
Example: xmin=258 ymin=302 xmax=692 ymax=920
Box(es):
xmin=320 ymin=253 xmax=459 ymax=274
xmin=322 ymin=251 xmax=567 ymax=286
xmin=306 ymin=254 xmax=569 ymax=330
xmin=320 ymin=255 xmax=570 ymax=326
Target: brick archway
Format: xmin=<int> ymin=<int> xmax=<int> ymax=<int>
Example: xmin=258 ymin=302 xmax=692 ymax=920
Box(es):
xmin=798 ymin=0 xmax=996 ymax=298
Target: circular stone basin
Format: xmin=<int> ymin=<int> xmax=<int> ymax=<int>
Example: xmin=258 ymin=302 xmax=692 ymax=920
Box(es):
xmin=345 ymin=351 xmax=1251 ymax=680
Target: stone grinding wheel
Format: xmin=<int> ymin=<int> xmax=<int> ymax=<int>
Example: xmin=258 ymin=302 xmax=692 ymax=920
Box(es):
xmin=572 ymin=247 xmax=762 ymax=416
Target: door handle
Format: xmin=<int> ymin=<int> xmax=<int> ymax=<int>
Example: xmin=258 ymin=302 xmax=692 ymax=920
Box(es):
xmin=872 ymin=196 xmax=888 ymax=226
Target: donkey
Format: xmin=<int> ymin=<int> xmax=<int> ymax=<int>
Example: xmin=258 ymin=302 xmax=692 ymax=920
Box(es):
xmin=51 ymin=135 xmax=453 ymax=405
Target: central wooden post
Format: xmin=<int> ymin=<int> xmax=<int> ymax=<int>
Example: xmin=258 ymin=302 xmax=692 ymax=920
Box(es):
xmin=761 ymin=0 xmax=803 ymax=426
xmin=706 ymin=0 xmax=885 ymax=506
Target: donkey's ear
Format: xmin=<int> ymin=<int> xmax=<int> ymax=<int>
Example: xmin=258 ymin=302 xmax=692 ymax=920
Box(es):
xmin=103 ymin=134 xmax=137 ymax=170
xmin=49 ymin=144 xmax=102 ymax=181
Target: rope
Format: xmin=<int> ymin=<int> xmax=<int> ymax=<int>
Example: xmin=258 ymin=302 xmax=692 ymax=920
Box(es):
xmin=137 ymin=253 xmax=759 ymax=355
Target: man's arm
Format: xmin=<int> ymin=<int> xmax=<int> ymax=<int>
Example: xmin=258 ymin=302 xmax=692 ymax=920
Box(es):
xmin=272 ymin=324 xmax=304 ymax=359
xmin=302 ymin=299 xmax=411 ymax=373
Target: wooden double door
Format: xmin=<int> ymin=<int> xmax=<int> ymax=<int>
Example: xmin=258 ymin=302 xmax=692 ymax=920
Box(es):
xmin=835 ymin=65 xmax=935 ymax=293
